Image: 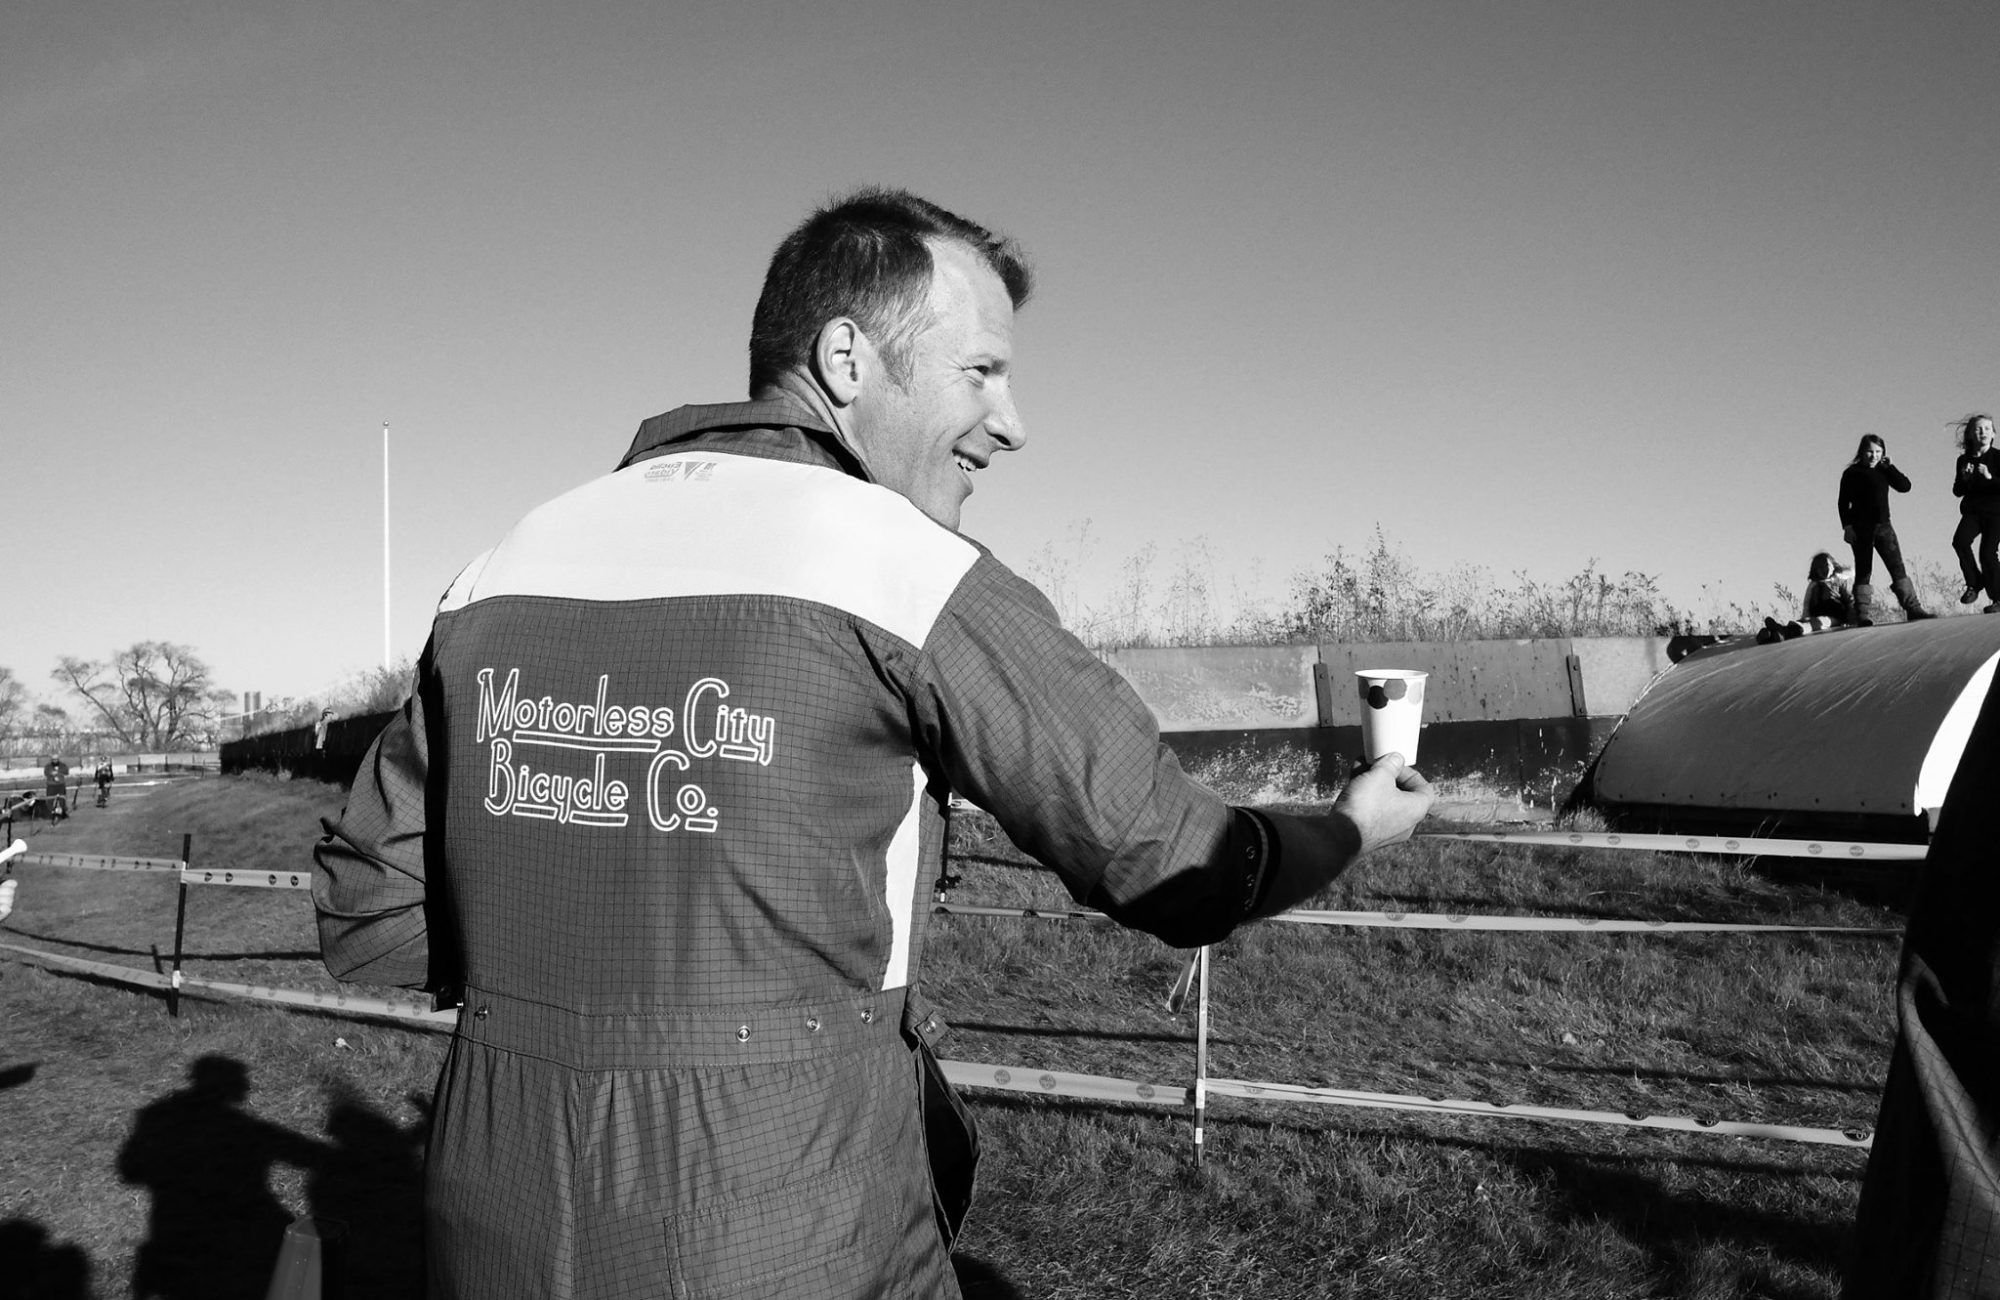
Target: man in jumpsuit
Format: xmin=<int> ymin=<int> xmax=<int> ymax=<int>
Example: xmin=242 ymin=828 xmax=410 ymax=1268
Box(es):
xmin=313 ymin=188 xmax=1435 ymax=1299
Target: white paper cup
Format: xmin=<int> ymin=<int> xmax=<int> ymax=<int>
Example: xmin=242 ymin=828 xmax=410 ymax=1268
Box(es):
xmin=1355 ymin=669 xmax=1428 ymax=764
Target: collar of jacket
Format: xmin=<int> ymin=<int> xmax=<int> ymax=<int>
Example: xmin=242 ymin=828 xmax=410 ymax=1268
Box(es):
xmin=616 ymin=396 xmax=870 ymax=481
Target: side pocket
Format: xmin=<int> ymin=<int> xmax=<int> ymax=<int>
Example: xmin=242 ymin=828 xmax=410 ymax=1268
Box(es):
xmin=914 ymin=1031 xmax=980 ymax=1251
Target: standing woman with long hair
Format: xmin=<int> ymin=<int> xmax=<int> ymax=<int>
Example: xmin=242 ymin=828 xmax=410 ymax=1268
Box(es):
xmin=1837 ymin=433 xmax=1934 ymax=625
xmin=1949 ymin=413 xmax=2000 ymax=611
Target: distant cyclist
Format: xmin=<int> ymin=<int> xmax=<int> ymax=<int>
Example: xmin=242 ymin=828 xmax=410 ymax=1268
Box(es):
xmin=42 ymin=756 xmax=69 ymax=822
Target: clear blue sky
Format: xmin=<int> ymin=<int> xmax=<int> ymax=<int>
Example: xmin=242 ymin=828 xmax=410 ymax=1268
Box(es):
xmin=6 ymin=0 xmax=1997 ymax=706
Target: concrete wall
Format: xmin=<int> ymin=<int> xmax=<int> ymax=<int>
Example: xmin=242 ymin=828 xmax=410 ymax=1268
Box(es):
xmin=1316 ymin=640 xmax=1580 ymax=725
xmin=1099 ymin=645 xmax=1319 ymax=730
xmin=1570 ymin=636 xmax=1677 ymax=716
xmin=1103 ymin=636 xmax=1672 ymax=734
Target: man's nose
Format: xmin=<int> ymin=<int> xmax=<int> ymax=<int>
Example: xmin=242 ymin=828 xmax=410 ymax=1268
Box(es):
xmin=987 ymin=391 xmax=1025 ymax=451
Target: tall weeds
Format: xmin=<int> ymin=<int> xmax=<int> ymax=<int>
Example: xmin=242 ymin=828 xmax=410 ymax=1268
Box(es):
xmin=1027 ymin=525 xmax=1762 ymax=648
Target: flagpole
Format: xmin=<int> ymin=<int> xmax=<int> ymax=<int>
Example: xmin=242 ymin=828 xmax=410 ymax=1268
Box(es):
xmin=382 ymin=421 xmax=392 ymax=668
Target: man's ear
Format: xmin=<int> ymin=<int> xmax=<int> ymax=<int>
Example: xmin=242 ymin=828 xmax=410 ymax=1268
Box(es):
xmin=812 ymin=318 xmax=871 ymax=410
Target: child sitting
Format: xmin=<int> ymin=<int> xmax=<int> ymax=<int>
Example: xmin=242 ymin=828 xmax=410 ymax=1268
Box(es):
xmin=1759 ymin=551 xmax=1855 ymax=642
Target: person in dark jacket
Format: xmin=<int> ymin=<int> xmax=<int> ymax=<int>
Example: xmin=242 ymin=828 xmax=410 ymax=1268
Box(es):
xmin=1843 ymin=662 xmax=2000 ymax=1297
xmin=1838 ymin=433 xmax=1934 ymax=625
xmin=1948 ymin=413 xmax=2000 ymax=611
xmin=41 ymin=755 xmax=69 ymax=821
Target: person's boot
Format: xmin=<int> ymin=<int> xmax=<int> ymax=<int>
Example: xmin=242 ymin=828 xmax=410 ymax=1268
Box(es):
xmin=1853 ymin=583 xmax=1875 ymax=627
xmin=1892 ymin=577 xmax=1934 ymax=621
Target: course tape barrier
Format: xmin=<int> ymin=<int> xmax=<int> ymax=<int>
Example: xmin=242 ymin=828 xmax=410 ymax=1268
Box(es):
xmin=935 ymin=903 xmax=1897 ymax=937
xmin=0 ymin=940 xmax=456 ymax=1027
xmin=13 ymin=853 xmax=313 ymax=891
xmin=935 ymin=1056 xmax=1871 ymax=1149
xmin=17 ymin=852 xmax=184 ymax=874
xmin=1423 ymin=830 xmax=1928 ymax=861
xmin=1200 ymin=1078 xmax=1874 ymax=1149
xmin=181 ymin=868 xmax=314 ymax=892
xmin=0 ymin=938 xmax=1869 ymax=1150
xmin=0 ymin=940 xmax=174 ymax=991
xmin=940 ymin=1060 xmax=1188 ymax=1107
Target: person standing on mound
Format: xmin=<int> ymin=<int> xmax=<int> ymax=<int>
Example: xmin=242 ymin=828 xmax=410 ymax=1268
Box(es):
xmin=1948 ymin=413 xmax=2000 ymax=612
xmin=1837 ymin=434 xmax=1933 ymax=625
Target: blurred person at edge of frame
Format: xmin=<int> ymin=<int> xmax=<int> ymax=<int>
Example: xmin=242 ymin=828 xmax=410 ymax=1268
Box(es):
xmin=1844 ymin=659 xmax=2000 ymax=1297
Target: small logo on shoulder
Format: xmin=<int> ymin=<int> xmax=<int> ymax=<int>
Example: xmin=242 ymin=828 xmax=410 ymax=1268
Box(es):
xmin=644 ymin=460 xmax=716 ymax=483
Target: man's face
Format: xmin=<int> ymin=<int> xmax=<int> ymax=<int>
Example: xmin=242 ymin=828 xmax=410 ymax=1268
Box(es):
xmin=848 ymin=241 xmax=1023 ymax=529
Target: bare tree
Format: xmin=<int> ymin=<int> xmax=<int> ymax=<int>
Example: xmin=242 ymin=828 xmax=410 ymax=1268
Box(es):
xmin=52 ymin=642 xmax=230 ymax=751
xmin=0 ymin=667 xmax=25 ymax=740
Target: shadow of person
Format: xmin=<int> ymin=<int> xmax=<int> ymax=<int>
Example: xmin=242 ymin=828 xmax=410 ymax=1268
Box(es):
xmin=953 ymin=1253 xmax=1029 ymax=1299
xmin=116 ymin=1055 xmax=329 ymax=1300
xmin=304 ymin=1087 xmax=430 ymax=1299
xmin=1507 ymin=1151 xmax=1843 ymax=1298
xmin=0 ymin=1218 xmax=91 ymax=1299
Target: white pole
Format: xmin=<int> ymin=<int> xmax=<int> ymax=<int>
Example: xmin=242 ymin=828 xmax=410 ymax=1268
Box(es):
xmin=382 ymin=421 xmax=392 ymax=668
xmin=1193 ymin=944 xmax=1209 ymax=1165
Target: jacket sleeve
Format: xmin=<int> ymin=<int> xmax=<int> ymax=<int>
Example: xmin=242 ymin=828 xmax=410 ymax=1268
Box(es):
xmin=312 ymin=665 xmax=437 ymax=989
xmin=1955 ymin=456 xmax=1971 ymax=498
xmin=1837 ymin=467 xmax=1856 ymax=527
xmin=910 ymin=557 xmax=1321 ymax=948
xmin=1884 ymin=463 xmax=1912 ymax=493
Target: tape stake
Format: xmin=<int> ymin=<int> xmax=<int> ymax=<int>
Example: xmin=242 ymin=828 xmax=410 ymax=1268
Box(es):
xmin=1165 ymin=949 xmax=1200 ymax=1013
xmin=1193 ymin=946 xmax=1211 ymax=1166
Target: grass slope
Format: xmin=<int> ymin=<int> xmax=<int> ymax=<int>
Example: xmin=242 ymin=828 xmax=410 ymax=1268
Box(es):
xmin=1 ymin=774 xmax=1902 ymax=1298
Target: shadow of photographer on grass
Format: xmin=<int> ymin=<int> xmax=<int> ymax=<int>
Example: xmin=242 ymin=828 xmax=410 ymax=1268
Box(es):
xmin=116 ymin=1055 xmax=430 ymax=1300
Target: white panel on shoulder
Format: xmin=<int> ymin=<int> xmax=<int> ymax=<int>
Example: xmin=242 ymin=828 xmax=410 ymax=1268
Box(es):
xmin=437 ymin=549 xmax=495 ymax=611
xmin=437 ymin=453 xmax=981 ymax=646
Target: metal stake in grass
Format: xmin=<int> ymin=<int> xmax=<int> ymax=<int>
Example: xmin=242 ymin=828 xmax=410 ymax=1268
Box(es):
xmin=1193 ymin=945 xmax=1210 ymax=1167
xmin=1165 ymin=949 xmax=1200 ymax=1012
xmin=168 ymin=833 xmax=192 ymax=1018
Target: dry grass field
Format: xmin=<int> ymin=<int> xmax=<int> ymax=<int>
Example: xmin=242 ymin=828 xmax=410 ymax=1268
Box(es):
xmin=0 ymin=769 xmax=1906 ymax=1298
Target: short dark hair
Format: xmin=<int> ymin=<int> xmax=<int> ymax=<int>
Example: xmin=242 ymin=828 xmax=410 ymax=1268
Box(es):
xmin=748 ymin=188 xmax=1032 ymax=395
